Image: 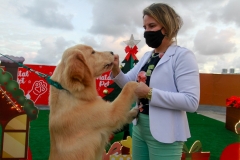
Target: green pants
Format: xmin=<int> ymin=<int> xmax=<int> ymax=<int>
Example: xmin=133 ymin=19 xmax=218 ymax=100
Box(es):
xmin=132 ymin=113 xmax=183 ymax=160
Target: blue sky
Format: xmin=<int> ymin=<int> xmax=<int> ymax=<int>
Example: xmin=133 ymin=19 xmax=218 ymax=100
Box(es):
xmin=1 ymin=0 xmax=240 ymax=73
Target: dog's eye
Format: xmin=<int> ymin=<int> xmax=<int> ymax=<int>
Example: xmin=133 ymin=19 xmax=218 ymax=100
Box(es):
xmin=92 ymin=51 xmax=95 ymax=54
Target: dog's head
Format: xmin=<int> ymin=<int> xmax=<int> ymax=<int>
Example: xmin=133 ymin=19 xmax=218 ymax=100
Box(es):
xmin=52 ymin=44 xmax=114 ymax=98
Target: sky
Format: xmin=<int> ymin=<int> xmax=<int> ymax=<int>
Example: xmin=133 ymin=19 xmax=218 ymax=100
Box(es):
xmin=0 ymin=0 xmax=240 ymax=74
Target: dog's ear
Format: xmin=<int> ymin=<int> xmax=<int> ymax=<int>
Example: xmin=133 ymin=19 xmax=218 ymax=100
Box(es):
xmin=64 ymin=49 xmax=92 ymax=87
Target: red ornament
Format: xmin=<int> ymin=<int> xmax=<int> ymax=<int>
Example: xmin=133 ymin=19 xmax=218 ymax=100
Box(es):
xmin=220 ymin=142 xmax=240 ymax=160
xmin=124 ymin=45 xmax=138 ymax=61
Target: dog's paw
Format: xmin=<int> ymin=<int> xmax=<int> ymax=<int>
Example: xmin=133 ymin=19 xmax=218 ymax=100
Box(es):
xmin=124 ymin=81 xmax=139 ymax=89
xmin=126 ymin=107 xmax=139 ymax=123
xmin=121 ymin=81 xmax=139 ymax=101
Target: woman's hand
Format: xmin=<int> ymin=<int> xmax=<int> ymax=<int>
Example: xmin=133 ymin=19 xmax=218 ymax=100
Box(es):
xmin=111 ymin=54 xmax=120 ymax=77
xmin=135 ymin=82 xmax=151 ymax=99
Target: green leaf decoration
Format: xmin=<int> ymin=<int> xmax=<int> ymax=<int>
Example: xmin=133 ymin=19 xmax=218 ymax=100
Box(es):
xmin=11 ymin=88 xmax=24 ymax=99
xmin=182 ymin=143 xmax=189 ymax=153
xmin=189 ymin=140 xmax=202 ymax=153
xmin=16 ymin=95 xmax=27 ymax=105
xmin=5 ymin=80 xmax=20 ymax=93
xmin=0 ymin=68 xmax=39 ymax=120
xmin=26 ymin=107 xmax=39 ymax=120
xmin=0 ymin=70 xmax=13 ymax=86
xmin=23 ymin=99 xmax=35 ymax=111
xmin=23 ymin=99 xmax=38 ymax=120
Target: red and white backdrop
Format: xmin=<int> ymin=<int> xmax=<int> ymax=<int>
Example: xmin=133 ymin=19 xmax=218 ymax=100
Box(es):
xmin=17 ymin=64 xmax=113 ymax=106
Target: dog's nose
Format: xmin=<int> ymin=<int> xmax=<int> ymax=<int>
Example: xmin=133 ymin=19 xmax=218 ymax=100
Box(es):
xmin=110 ymin=51 xmax=114 ymax=55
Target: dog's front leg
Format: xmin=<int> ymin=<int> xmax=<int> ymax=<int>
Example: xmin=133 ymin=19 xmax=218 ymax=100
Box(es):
xmin=126 ymin=107 xmax=139 ymax=123
xmin=109 ymin=81 xmax=139 ymax=128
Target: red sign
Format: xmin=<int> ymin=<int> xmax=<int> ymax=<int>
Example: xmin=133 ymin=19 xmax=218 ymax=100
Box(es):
xmin=17 ymin=64 xmax=56 ymax=106
xmin=17 ymin=64 xmax=114 ymax=106
xmin=96 ymin=71 xmax=114 ymax=98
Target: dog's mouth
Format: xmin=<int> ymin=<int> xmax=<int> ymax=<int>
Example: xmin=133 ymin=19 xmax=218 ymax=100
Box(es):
xmin=104 ymin=62 xmax=113 ymax=69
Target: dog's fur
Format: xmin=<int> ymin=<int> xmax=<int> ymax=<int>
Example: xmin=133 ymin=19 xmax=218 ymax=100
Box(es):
xmin=48 ymin=44 xmax=139 ymax=160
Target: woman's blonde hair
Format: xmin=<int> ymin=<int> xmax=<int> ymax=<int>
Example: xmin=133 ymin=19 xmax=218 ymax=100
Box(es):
xmin=143 ymin=3 xmax=183 ymax=41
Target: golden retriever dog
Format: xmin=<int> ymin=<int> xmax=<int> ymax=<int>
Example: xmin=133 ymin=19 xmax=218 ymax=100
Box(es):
xmin=48 ymin=44 xmax=139 ymax=160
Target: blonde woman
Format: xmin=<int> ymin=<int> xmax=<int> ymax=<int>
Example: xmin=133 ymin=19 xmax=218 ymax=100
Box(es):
xmin=111 ymin=3 xmax=200 ymax=160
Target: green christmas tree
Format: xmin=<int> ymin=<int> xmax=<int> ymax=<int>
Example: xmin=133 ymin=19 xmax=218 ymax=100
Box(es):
xmin=103 ymin=34 xmax=140 ymax=141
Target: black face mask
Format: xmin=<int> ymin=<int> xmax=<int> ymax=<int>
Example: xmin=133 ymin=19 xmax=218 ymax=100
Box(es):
xmin=144 ymin=28 xmax=165 ymax=48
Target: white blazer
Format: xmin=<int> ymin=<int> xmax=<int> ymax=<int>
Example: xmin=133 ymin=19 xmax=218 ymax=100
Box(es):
xmin=112 ymin=44 xmax=200 ymax=143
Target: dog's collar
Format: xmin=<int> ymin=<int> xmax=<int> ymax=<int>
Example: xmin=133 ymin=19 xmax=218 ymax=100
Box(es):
xmin=46 ymin=77 xmax=67 ymax=91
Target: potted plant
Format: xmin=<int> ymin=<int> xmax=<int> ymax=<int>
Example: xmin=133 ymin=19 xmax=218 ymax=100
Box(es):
xmin=225 ymin=96 xmax=240 ymax=133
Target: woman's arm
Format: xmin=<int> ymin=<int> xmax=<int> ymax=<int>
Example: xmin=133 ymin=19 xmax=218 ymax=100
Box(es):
xmin=150 ymin=48 xmax=200 ymax=112
xmin=110 ymin=51 xmax=152 ymax=88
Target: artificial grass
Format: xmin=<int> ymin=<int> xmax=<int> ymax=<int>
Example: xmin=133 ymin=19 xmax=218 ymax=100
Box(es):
xmin=29 ymin=110 xmax=50 ymax=160
xmin=29 ymin=110 xmax=239 ymax=160
xmin=186 ymin=112 xmax=239 ymax=160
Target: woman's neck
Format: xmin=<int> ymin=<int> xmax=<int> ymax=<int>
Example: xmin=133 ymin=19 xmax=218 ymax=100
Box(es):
xmin=154 ymin=40 xmax=173 ymax=53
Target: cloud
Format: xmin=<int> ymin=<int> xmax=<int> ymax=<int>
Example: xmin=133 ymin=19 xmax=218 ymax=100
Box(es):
xmin=193 ymin=26 xmax=236 ymax=55
xmin=196 ymin=49 xmax=240 ymax=73
xmin=179 ymin=15 xmax=195 ymax=34
xmin=1 ymin=0 xmax=240 ymax=74
xmin=221 ymin=0 xmax=240 ymax=26
xmin=78 ymin=34 xmax=145 ymax=64
xmin=210 ymin=53 xmax=240 ymax=73
xmin=33 ymin=37 xmax=75 ymax=64
xmin=195 ymin=54 xmax=224 ymax=73
xmin=208 ymin=0 xmax=240 ymax=26
xmin=87 ymin=0 xmax=153 ymax=36
xmin=230 ymin=56 xmax=240 ymax=69
xmin=80 ymin=36 xmax=101 ymax=49
xmin=20 ymin=0 xmax=74 ymax=30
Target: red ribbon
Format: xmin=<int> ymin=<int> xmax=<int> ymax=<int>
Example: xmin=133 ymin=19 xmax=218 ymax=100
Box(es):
xmin=124 ymin=45 xmax=138 ymax=61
